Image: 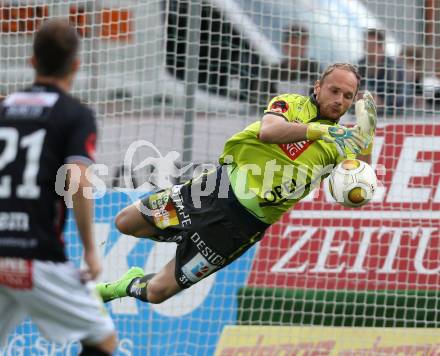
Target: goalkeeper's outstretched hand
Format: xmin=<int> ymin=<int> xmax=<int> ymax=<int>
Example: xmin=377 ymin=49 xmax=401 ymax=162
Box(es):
xmin=306 ymin=123 xmax=370 ymax=158
xmin=355 ymin=91 xmax=377 ymax=137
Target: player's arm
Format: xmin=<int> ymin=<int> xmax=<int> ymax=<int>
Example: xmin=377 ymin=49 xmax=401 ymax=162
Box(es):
xmin=68 ymin=162 xmax=93 ymax=252
xmin=67 ymin=162 xmax=101 ymax=281
xmin=259 ymin=95 xmax=368 ymax=156
xmin=65 ymin=106 xmax=99 ymax=281
xmin=259 ymin=114 xmax=308 ymax=143
xmin=259 ymin=114 xmax=367 ymax=157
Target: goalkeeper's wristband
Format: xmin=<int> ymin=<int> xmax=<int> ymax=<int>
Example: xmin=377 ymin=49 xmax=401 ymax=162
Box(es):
xmin=360 ymin=138 xmax=373 ymax=155
xmin=306 ymin=123 xmax=327 ymax=141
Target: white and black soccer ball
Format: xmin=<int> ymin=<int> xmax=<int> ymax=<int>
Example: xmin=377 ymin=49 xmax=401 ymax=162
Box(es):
xmin=328 ymin=159 xmax=377 ymax=208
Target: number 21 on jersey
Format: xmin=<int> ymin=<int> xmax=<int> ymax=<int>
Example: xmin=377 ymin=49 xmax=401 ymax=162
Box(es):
xmin=0 ymin=127 xmax=46 ymax=199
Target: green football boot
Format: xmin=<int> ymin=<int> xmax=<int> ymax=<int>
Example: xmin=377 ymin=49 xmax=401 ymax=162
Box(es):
xmin=96 ymin=267 xmax=144 ymax=302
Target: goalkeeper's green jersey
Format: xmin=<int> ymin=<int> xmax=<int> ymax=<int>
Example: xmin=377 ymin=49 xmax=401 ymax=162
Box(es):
xmin=219 ymin=93 xmax=354 ymax=224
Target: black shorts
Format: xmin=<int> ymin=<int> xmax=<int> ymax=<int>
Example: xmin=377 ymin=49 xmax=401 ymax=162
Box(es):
xmin=140 ymin=166 xmax=270 ymax=289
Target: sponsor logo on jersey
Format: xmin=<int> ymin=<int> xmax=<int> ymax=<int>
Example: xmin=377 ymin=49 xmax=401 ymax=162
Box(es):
xmin=278 ymin=140 xmax=312 ymax=161
xmin=147 ymin=190 xmax=180 ymax=229
xmin=190 ymin=232 xmax=226 ymax=266
xmin=3 ymin=92 xmax=59 ymax=107
xmin=261 ymin=177 xmax=309 ymax=206
xmin=170 ymin=185 xmax=192 ymax=227
xmin=191 ymin=261 xmax=210 ymax=278
xmin=3 ymin=92 xmax=59 ymax=119
xmin=0 ymin=258 xmax=33 ymax=289
xmin=270 ymin=100 xmax=289 ymax=113
xmin=147 ymin=190 xmax=170 ymax=210
xmin=152 ymin=201 xmax=180 ymax=230
xmin=181 ymin=253 xmax=217 ymax=283
xmin=0 ymin=212 xmax=29 ymax=231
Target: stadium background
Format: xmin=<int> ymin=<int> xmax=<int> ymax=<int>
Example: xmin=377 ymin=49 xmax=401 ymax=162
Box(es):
xmin=1 ymin=1 xmax=440 ymax=355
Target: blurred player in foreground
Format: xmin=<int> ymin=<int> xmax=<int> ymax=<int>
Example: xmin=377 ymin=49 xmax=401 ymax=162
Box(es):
xmin=97 ymin=63 xmax=377 ymax=305
xmin=0 ymin=20 xmax=117 ymax=355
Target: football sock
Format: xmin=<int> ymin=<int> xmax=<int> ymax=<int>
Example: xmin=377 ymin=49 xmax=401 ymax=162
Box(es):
xmin=126 ymin=273 xmax=155 ymax=302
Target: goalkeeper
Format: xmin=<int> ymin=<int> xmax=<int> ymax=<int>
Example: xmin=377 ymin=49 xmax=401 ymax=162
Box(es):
xmin=97 ymin=63 xmax=377 ymax=304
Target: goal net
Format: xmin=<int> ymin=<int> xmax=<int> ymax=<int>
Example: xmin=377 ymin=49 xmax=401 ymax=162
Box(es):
xmin=1 ymin=0 xmax=440 ymax=355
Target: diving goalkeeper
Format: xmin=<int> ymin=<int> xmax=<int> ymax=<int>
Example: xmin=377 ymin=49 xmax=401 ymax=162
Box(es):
xmin=96 ymin=63 xmax=377 ymax=304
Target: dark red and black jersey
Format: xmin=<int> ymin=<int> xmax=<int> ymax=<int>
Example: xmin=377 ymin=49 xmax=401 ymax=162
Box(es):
xmin=0 ymin=83 xmax=96 ymax=262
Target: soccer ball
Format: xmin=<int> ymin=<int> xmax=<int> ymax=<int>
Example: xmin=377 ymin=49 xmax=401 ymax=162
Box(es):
xmin=328 ymin=159 xmax=377 ymax=208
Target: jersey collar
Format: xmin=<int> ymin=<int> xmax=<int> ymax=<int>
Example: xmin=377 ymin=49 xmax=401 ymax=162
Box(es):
xmin=30 ymin=82 xmax=65 ymax=94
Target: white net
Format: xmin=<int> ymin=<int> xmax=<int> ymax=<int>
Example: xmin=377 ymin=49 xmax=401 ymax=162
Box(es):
xmin=1 ymin=0 xmax=440 ymax=355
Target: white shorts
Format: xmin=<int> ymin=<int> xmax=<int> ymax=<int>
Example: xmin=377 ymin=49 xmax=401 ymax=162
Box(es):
xmin=0 ymin=258 xmax=115 ymax=346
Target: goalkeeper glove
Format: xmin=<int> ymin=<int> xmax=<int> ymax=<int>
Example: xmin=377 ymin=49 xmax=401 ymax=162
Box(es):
xmin=306 ymin=123 xmax=370 ymax=158
xmin=355 ymin=91 xmax=377 ymax=155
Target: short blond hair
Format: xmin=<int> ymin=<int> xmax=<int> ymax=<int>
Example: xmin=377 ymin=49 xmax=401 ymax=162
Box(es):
xmin=319 ymin=63 xmax=361 ymax=93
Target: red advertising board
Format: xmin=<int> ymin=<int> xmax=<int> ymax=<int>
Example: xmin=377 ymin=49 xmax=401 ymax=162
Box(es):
xmin=248 ymin=124 xmax=440 ymax=290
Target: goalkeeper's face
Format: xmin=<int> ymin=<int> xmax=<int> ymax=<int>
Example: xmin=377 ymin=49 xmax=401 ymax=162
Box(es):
xmin=314 ymin=68 xmax=357 ymax=121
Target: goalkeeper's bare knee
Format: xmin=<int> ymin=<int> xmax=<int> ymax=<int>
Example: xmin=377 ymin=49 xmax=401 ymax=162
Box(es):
xmin=115 ymin=207 xmax=156 ymax=237
xmin=115 ymin=209 xmax=136 ymax=235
